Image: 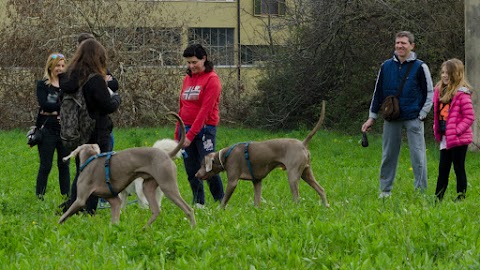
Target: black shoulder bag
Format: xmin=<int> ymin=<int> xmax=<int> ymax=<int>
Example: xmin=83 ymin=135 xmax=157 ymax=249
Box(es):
xmin=27 ymin=118 xmax=48 ymax=147
xmin=381 ymin=62 xmax=415 ymax=121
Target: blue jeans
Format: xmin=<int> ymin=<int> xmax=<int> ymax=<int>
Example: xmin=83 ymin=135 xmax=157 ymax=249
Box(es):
xmin=36 ymin=128 xmax=70 ymax=196
xmin=180 ymin=125 xmax=224 ymax=205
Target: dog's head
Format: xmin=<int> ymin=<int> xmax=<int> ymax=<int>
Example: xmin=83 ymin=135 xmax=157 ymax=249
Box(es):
xmin=195 ymin=151 xmax=225 ymax=180
xmin=63 ymin=144 xmax=101 ymax=164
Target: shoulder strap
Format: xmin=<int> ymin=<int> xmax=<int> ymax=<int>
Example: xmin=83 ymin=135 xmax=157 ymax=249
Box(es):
xmin=79 ymin=73 xmax=98 ymax=90
xmin=395 ymin=61 xmax=416 ymax=97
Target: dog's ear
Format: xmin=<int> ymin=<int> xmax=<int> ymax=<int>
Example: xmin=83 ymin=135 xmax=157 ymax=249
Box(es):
xmin=92 ymin=144 xmax=101 ymax=154
xmin=76 ymin=144 xmax=99 ymax=164
xmin=205 ymin=153 xmax=214 ymax=172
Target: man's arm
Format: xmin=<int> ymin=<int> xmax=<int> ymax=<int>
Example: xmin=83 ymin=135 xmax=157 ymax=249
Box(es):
xmin=368 ymin=66 xmax=384 ymax=120
xmin=417 ymin=62 xmax=434 ymax=120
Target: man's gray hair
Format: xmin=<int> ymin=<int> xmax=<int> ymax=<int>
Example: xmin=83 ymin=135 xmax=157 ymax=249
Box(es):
xmin=396 ymin=31 xmax=415 ymax=44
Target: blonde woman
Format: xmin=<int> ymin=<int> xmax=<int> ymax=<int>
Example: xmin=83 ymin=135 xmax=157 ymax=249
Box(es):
xmin=35 ymin=53 xmax=70 ymax=200
xmin=433 ymin=58 xmax=475 ymax=201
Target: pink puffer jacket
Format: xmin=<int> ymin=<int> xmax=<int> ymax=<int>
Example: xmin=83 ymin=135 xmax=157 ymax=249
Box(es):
xmin=433 ymin=86 xmax=475 ymax=149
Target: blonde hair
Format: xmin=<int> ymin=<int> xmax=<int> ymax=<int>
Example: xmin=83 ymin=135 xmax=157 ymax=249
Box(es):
xmin=43 ymin=53 xmax=67 ymax=85
xmin=436 ymin=58 xmax=472 ymax=103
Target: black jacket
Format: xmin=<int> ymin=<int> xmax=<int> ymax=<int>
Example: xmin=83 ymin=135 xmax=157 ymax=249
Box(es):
xmin=59 ymin=71 xmax=121 ymax=151
xmin=35 ymin=80 xmax=62 ymax=131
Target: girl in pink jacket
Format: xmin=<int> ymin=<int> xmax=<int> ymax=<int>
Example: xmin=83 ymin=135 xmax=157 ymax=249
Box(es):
xmin=433 ymin=58 xmax=475 ymax=201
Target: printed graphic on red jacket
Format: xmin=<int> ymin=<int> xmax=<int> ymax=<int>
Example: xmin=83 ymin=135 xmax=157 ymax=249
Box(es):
xmin=182 ymin=86 xmax=201 ymax=101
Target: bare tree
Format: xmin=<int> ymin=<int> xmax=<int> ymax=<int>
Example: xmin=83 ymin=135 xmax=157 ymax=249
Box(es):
xmin=0 ymin=0 xmax=188 ymax=129
xmin=0 ymin=0 xmax=466 ymax=132
xmin=248 ymin=0 xmax=464 ymax=132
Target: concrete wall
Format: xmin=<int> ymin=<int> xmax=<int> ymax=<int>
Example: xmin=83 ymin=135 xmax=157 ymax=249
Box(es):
xmin=465 ymin=0 xmax=480 ymax=149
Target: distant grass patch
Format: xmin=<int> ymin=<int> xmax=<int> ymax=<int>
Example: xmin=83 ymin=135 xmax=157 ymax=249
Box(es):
xmin=0 ymin=126 xmax=480 ymax=269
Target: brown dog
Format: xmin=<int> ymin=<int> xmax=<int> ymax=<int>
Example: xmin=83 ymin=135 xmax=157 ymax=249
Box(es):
xmin=58 ymin=112 xmax=196 ymax=228
xmin=195 ymin=101 xmax=329 ymax=208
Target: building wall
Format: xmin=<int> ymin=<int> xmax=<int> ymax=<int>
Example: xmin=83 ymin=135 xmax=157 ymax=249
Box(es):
xmin=0 ymin=0 xmax=289 ymax=66
xmin=140 ymin=0 xmax=289 ymax=45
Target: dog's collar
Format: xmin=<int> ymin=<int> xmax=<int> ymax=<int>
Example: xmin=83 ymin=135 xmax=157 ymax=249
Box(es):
xmin=218 ymin=149 xmax=226 ymax=169
xmin=220 ymin=143 xmax=240 ymax=169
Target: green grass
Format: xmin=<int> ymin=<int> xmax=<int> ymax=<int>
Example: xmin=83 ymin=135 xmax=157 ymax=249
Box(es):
xmin=1 ymin=126 xmax=480 ymax=269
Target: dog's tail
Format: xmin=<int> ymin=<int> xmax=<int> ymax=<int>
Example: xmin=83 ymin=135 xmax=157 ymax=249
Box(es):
xmin=167 ymin=112 xmax=185 ymax=159
xmin=303 ymin=100 xmax=326 ymax=146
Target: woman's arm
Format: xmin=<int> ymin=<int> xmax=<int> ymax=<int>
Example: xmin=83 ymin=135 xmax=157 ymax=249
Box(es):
xmin=106 ymin=69 xmax=119 ymax=92
xmin=455 ymin=93 xmax=475 ymax=135
xmin=86 ymin=74 xmax=121 ymax=115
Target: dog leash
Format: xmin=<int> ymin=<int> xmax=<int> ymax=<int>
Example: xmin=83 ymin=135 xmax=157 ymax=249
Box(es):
xmin=80 ymin=151 xmax=118 ymax=196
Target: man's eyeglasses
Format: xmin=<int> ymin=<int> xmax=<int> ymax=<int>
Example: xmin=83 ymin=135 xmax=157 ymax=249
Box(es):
xmin=51 ymin=53 xmax=65 ymax=60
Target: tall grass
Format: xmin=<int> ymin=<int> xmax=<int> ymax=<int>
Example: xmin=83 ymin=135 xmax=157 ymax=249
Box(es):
xmin=0 ymin=126 xmax=479 ymax=269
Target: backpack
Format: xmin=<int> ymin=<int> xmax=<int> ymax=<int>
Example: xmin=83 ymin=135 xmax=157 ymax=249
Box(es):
xmin=60 ymin=74 xmax=96 ymax=150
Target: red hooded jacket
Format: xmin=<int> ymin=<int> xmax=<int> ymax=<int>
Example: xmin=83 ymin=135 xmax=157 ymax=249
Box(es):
xmin=175 ymin=69 xmax=221 ymax=142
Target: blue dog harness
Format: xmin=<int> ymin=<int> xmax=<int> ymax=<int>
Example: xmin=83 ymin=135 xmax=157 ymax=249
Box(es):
xmin=223 ymin=142 xmax=256 ymax=181
xmin=80 ymin=151 xmax=117 ymax=196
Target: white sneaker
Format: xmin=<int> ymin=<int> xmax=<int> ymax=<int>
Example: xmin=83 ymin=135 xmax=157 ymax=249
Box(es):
xmin=378 ymin=191 xmax=392 ymax=199
xmin=194 ymin=203 xmax=205 ymax=209
xmin=98 ymin=199 xmax=110 ymax=209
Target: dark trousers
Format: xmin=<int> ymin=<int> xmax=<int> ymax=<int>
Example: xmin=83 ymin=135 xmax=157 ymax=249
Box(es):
xmin=36 ymin=128 xmax=70 ymax=197
xmin=182 ymin=126 xmax=224 ymax=205
xmin=435 ymin=144 xmax=468 ymax=200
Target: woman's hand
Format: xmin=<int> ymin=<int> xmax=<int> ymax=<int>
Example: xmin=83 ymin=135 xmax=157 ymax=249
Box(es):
xmin=183 ymin=138 xmax=192 ymax=148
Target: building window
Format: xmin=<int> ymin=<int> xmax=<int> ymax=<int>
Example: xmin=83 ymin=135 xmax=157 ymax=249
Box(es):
xmin=189 ymin=28 xmax=235 ymax=66
xmin=240 ymin=45 xmax=272 ymax=65
xmin=105 ymin=27 xmax=182 ymax=66
xmin=254 ymin=0 xmax=286 ymax=16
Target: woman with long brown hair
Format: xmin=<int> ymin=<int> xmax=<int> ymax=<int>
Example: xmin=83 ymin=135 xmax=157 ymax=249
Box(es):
xmin=58 ymin=39 xmax=121 ymax=215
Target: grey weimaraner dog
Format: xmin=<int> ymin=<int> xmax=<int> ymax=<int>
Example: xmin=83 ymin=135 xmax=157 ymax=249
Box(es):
xmin=195 ymin=101 xmax=329 ymax=209
xmin=58 ymin=112 xmax=196 ymax=228
xmin=119 ymin=138 xmax=182 ymax=210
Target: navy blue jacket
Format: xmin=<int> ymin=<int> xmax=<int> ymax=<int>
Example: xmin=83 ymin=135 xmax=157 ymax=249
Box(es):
xmin=369 ymin=52 xmax=433 ymax=121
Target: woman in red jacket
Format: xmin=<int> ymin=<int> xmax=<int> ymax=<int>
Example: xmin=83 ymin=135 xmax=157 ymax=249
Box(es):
xmin=433 ymin=58 xmax=475 ymax=201
xmin=175 ymin=44 xmax=224 ymax=207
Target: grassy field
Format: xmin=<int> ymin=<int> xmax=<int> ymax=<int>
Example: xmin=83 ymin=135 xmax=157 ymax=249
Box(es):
xmin=1 ymin=125 xmax=480 ymax=269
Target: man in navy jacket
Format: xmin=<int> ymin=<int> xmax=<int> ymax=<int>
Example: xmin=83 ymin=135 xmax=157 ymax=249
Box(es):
xmin=361 ymin=31 xmax=433 ymax=198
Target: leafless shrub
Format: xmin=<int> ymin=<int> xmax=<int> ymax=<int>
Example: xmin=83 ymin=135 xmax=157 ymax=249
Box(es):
xmin=249 ymin=0 xmax=464 ymax=132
